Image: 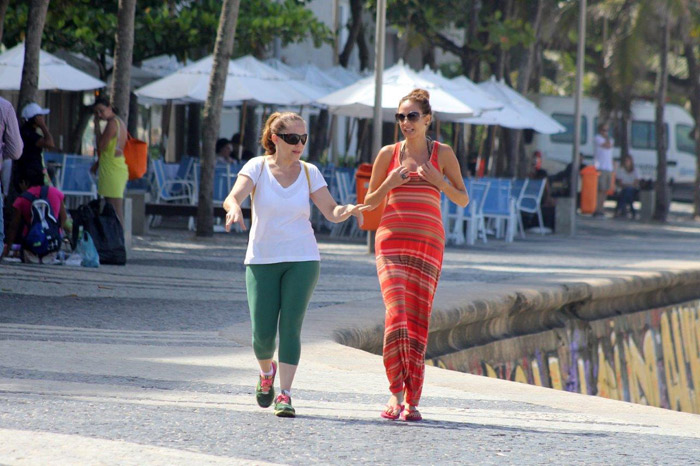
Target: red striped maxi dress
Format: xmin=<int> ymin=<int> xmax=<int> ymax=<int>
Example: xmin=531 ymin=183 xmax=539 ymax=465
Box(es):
xmin=375 ymin=141 xmax=444 ymax=407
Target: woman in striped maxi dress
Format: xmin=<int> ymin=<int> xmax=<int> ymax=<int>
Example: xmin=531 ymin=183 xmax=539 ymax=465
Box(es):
xmin=364 ymin=89 xmax=469 ymax=421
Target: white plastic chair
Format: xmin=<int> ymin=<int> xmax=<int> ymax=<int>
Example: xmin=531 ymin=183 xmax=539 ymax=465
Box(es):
xmin=443 ymin=179 xmax=490 ymax=246
xmin=517 ymin=178 xmax=546 ymax=235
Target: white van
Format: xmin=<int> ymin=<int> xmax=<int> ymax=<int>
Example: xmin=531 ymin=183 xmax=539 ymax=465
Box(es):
xmin=526 ymin=95 xmax=696 ymax=187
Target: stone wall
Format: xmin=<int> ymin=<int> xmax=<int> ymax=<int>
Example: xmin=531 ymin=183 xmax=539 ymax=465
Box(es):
xmin=428 ymin=301 xmax=700 ymax=414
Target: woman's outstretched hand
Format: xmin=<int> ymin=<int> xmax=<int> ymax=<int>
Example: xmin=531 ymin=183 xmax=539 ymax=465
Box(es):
xmin=345 ymin=203 xmax=372 ymax=227
xmin=225 ymin=204 xmax=246 ymax=232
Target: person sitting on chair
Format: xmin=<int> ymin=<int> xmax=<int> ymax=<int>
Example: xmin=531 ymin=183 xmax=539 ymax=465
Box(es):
xmin=615 ymin=154 xmax=640 ymax=219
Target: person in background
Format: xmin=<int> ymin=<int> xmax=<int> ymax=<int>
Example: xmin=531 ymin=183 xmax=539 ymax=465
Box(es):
xmin=0 ymin=96 xmax=23 ymax=259
xmin=231 ymin=133 xmax=254 ymax=161
xmin=14 ymin=102 xmax=54 ymax=194
xmin=2 ymin=171 xmax=70 ymax=263
xmin=215 ymin=138 xmax=235 ymax=164
xmin=92 ymin=97 xmax=128 ymax=226
xmin=223 ymin=111 xmax=368 ymax=418
xmin=364 ymin=89 xmax=469 ymax=422
xmin=593 ymin=123 xmax=614 ymax=217
xmin=615 ymin=154 xmax=640 ymax=219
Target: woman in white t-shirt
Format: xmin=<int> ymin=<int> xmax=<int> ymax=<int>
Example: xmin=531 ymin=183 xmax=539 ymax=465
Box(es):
xmin=223 ymin=112 xmax=369 ymax=418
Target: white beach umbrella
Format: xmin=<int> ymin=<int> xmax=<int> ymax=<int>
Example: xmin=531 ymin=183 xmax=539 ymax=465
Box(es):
xmin=0 ymin=43 xmax=105 ymax=91
xmin=265 ymin=58 xmax=335 ymax=103
xmin=135 ymin=55 xmax=315 ymax=106
xmin=316 ymin=61 xmax=474 ymax=121
xmin=418 ymin=67 xmax=502 ymax=115
xmin=326 ymin=65 xmax=364 ymax=87
xmin=461 ymin=76 xmax=566 ymax=134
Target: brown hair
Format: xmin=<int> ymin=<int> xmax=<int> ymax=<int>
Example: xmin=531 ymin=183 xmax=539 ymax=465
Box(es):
xmin=260 ymin=112 xmax=306 ymax=154
xmin=398 ymin=88 xmax=432 ymax=115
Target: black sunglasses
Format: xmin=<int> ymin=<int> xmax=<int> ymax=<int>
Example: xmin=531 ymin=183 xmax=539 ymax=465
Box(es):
xmin=275 ymin=133 xmax=308 ymax=145
xmin=395 ymin=111 xmax=423 ymax=123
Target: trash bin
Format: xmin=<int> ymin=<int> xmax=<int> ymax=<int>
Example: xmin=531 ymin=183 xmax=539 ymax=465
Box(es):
xmin=579 ymin=165 xmax=599 ymax=214
xmin=355 ymin=163 xmax=386 ymax=231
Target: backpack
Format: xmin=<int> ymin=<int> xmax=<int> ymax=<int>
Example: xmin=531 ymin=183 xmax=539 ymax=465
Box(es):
xmin=20 ymin=186 xmax=62 ymax=258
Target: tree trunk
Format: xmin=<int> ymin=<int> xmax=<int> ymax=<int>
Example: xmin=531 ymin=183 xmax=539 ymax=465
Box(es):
xmin=338 ymin=0 xmax=363 ymax=67
xmin=356 ymin=21 xmax=370 ymax=71
xmin=309 ymin=109 xmax=330 ymax=163
xmin=243 ymin=106 xmax=258 ymax=157
xmin=69 ymin=105 xmax=93 ymax=154
xmin=128 ymin=92 xmax=139 ymax=136
xmin=0 ymin=0 xmax=10 ymax=45
xmin=186 ymin=103 xmax=201 ymax=157
xmin=17 ymin=0 xmax=50 ymax=113
xmin=111 ymin=0 xmax=137 ymax=122
xmin=653 ymin=7 xmax=670 ymax=222
xmin=514 ymin=0 xmax=544 ymax=178
xmin=196 ymin=0 xmax=242 ymax=237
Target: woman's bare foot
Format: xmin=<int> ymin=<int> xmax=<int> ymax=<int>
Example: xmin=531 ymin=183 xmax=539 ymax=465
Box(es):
xmin=380 ymin=392 xmax=405 ymax=419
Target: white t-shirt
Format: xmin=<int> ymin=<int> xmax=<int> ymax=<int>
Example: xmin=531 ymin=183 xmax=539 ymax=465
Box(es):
xmin=594 ymin=134 xmax=614 ymax=171
xmin=615 ymin=166 xmax=640 ymax=187
xmin=238 ymin=156 xmax=327 ymax=265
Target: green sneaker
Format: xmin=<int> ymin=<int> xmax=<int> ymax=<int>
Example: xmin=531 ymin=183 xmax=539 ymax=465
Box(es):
xmin=273 ymin=393 xmax=295 ymax=418
xmin=255 ymin=361 xmax=277 ymax=408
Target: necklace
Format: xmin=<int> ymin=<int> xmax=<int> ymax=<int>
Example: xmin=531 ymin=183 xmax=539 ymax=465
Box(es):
xmin=400 ymin=137 xmax=433 ymax=163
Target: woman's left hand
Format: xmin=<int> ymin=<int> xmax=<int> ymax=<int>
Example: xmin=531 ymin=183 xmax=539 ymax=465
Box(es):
xmin=417 ymin=162 xmax=445 ymax=189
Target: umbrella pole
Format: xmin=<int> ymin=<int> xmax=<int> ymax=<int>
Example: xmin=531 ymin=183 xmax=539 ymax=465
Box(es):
xmin=488 ymin=125 xmax=500 ymax=176
xmin=238 ymin=101 xmax=248 ymax=161
xmin=393 ymin=121 xmax=398 ymax=143
xmin=346 ymin=118 xmax=357 ymax=161
xmin=435 ymin=117 xmax=441 ymax=141
xmin=475 ymin=126 xmax=487 ymax=178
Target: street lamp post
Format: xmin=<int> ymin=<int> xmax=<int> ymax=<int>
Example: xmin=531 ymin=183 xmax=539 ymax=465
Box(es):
xmin=569 ymin=0 xmax=587 ymax=236
xmin=367 ymin=0 xmax=386 ymax=253
xmin=372 ymin=0 xmax=387 ymax=159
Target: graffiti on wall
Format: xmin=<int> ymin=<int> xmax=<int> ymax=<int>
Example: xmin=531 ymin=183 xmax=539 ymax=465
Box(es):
xmin=429 ymin=302 xmax=700 ymax=414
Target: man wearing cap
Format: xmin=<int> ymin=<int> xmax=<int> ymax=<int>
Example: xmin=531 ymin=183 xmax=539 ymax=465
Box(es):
xmin=0 ymin=96 xmax=23 ymax=256
xmin=14 ymin=102 xmax=55 ymax=194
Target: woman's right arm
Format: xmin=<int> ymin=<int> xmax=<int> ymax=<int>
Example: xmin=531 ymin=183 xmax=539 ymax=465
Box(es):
xmin=364 ymin=145 xmax=408 ymax=208
xmin=224 ymin=174 xmax=255 ymax=232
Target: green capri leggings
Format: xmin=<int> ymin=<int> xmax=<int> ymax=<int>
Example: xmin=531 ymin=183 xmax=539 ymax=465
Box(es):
xmin=246 ymin=261 xmax=320 ymax=365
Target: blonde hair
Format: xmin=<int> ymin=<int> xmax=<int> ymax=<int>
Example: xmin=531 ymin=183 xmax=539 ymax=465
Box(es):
xmin=398 ymin=88 xmax=432 ymax=115
xmin=260 ymin=112 xmax=306 ymax=155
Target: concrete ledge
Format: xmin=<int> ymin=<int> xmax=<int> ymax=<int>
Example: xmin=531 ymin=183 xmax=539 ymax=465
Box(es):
xmin=335 ymin=266 xmax=700 ymax=359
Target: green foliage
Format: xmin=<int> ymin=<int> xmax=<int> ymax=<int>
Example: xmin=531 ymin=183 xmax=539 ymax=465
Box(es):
xmin=3 ymin=0 xmax=332 ymax=73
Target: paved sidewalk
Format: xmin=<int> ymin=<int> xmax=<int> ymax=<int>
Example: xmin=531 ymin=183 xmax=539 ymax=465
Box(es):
xmin=1 ymin=211 xmax=700 ymax=465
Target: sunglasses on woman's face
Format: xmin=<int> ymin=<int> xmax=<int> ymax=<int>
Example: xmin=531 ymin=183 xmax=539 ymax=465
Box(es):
xmin=395 ymin=111 xmax=423 ymax=123
xmin=276 ymin=133 xmax=308 ymax=145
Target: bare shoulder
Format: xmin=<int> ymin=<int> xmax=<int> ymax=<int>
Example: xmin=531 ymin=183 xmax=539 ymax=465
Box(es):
xmin=436 ymin=142 xmax=457 ymax=165
xmin=376 ymin=144 xmax=396 ymax=162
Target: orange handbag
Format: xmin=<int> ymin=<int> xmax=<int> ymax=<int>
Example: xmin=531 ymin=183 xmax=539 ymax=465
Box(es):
xmin=123 ymin=133 xmax=148 ymax=180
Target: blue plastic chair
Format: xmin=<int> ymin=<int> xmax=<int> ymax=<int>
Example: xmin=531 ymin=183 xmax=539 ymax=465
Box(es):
xmin=61 ymin=154 xmax=97 ymax=207
xmin=482 ymin=178 xmax=516 ymax=242
xmin=442 ymin=178 xmax=489 ymax=245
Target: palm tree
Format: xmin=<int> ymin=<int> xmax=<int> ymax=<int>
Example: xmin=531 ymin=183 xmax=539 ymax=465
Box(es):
xmin=652 ymin=0 xmax=672 ymax=221
xmin=196 ymin=0 xmax=242 ymax=237
xmin=0 ymin=0 xmax=10 ymax=45
xmin=17 ymin=0 xmax=50 ymax=112
xmin=111 ymin=0 xmax=137 ymax=123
